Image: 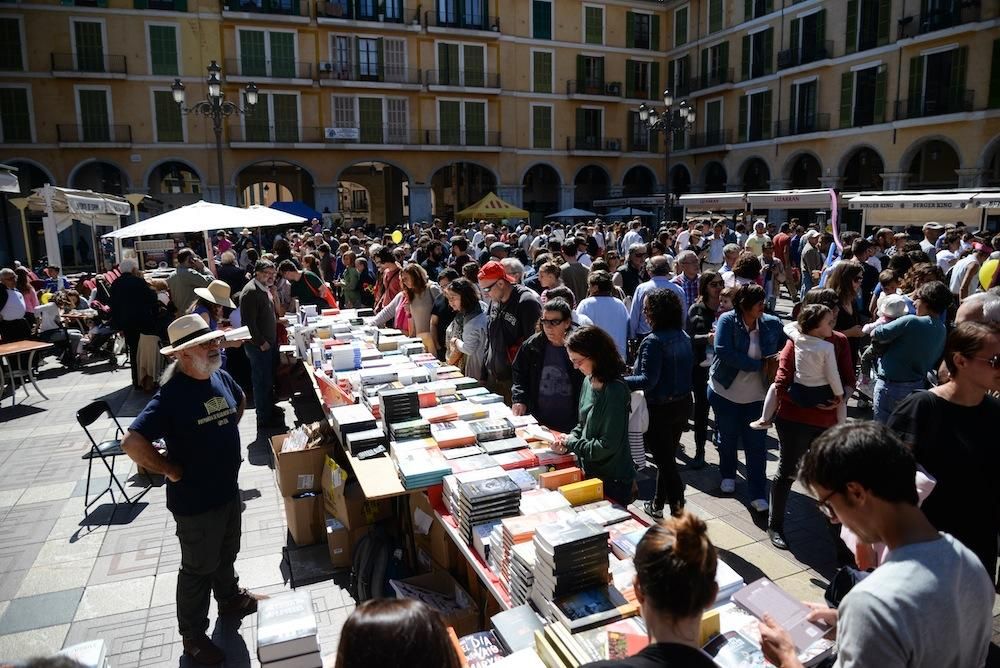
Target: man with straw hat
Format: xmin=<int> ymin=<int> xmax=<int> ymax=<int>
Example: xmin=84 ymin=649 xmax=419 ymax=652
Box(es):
xmin=122 ymin=314 xmax=264 ymax=666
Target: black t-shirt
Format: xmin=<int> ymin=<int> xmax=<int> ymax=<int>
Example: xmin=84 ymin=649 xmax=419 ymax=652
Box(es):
xmin=583 ymin=642 xmax=717 ymax=668
xmin=130 ymin=369 xmax=245 ymax=516
xmin=292 ymin=271 xmax=329 ymax=308
xmin=430 ymin=292 xmax=455 ymax=360
xmin=534 ymin=342 xmax=578 ymax=433
xmin=835 ymin=302 xmax=863 ymax=366
xmin=887 ymin=390 xmax=1000 ymax=575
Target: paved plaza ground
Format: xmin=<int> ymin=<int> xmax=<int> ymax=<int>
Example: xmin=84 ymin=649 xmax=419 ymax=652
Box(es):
xmin=0 ymin=321 xmax=997 ymax=666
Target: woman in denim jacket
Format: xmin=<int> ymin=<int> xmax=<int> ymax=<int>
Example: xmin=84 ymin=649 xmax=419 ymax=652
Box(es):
xmin=709 ymin=283 xmax=786 ymax=511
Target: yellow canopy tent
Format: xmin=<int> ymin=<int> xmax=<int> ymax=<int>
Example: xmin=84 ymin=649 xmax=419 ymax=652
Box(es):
xmin=456 ymin=192 xmax=529 ymax=220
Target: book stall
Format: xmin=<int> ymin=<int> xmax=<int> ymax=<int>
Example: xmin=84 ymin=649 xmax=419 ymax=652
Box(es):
xmin=267 ymin=304 xmax=835 ymax=667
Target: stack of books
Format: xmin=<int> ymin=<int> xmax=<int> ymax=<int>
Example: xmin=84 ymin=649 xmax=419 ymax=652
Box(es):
xmin=329 ymin=403 xmax=377 ymax=443
xmin=431 ymin=420 xmax=477 ymax=449
xmin=519 ymin=489 xmax=573 ymax=515
xmin=379 ymin=388 xmax=421 ymax=425
xmin=482 ymin=436 xmax=530 ymax=455
xmin=442 ymin=466 xmax=507 ymax=514
xmin=440 ymin=445 xmax=484 ymax=460
xmin=257 ymin=591 xmax=322 ymax=668
xmin=531 ymin=519 xmax=611 ymax=618
xmin=492 ymin=449 xmax=539 ymax=471
xmin=358 ymin=366 xmax=399 ymax=386
xmin=492 ymin=605 xmax=545 ymax=655
xmin=468 ymin=393 xmax=505 ymax=405
xmin=574 ymin=501 xmax=632 ymax=527
xmin=345 ymin=426 xmax=388 ymax=460
xmin=498 ymin=510 xmax=575 ymax=591
xmin=509 ymin=541 xmax=537 ymax=606
xmin=469 ymin=418 xmax=516 ymax=443
xmin=456 ymin=474 xmax=522 ymax=544
xmin=388 ymin=417 xmax=432 ymax=441
xmin=533 ymin=447 xmax=578 ymax=470
xmin=330 ymin=344 xmax=363 ymax=371
xmin=392 ymin=443 xmax=453 ymax=490
xmin=608 ymin=518 xmax=649 ymax=560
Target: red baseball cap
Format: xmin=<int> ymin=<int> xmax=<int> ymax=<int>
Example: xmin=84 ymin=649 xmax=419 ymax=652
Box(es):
xmin=477 ymin=260 xmax=516 ymax=284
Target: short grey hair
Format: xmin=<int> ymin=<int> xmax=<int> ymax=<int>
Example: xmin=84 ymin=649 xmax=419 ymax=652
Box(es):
xmin=723 ymin=243 xmax=741 ymax=256
xmin=648 ymin=255 xmax=671 ymax=277
xmin=220 ymin=251 xmax=237 ymax=265
xmin=958 ymin=291 xmax=1000 ymax=324
xmin=500 ymin=258 xmax=524 ymax=280
xmin=119 ymin=257 xmax=139 ymax=274
xmin=675 ymin=250 xmax=698 ymax=265
xmin=628 ymin=242 xmax=647 ymax=257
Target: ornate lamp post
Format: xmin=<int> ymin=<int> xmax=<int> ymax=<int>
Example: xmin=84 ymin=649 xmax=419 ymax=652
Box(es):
xmin=172 ymin=61 xmax=258 ymax=205
xmin=639 ymin=89 xmax=696 ymax=219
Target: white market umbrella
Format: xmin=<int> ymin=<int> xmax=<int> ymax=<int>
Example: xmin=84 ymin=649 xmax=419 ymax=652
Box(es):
xmin=606 ymin=207 xmax=655 ymax=217
xmin=546 ymin=207 xmax=597 ymax=219
xmin=102 ymin=200 xmax=305 ymax=239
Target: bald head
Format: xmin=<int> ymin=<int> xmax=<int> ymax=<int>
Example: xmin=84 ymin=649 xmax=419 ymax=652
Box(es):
xmin=648 ymin=255 xmax=671 ymax=277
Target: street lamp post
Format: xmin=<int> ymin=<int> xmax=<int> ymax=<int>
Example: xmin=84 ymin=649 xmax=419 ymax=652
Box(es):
xmin=639 ymin=89 xmax=696 ymax=220
xmin=172 ymin=61 xmax=258 ymax=206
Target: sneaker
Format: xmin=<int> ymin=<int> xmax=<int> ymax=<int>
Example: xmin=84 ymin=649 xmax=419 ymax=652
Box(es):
xmin=218 ymin=588 xmax=268 ymax=618
xmin=768 ymin=529 xmax=789 ymax=550
xmin=720 ymin=478 xmax=736 ymax=494
xmin=749 ymin=419 xmax=772 ymax=431
xmin=750 ymin=498 xmax=770 ymax=513
xmin=643 ymin=501 xmax=664 ymax=519
xmin=182 ymin=635 xmax=225 ymax=666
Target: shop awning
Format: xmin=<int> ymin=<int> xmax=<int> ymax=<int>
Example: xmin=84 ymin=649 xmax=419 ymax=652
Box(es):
xmin=0 ymin=163 xmax=19 ymax=194
xmin=747 ymin=189 xmax=838 ymax=209
xmin=546 ymin=207 xmax=596 ymax=219
xmin=270 ymin=200 xmax=323 ymax=222
xmin=969 ymin=191 xmax=1000 ymax=209
xmin=678 ymin=192 xmax=747 ymax=210
xmin=456 ymin=192 xmax=529 ymax=220
xmin=847 ymin=192 xmax=977 ymax=210
xmin=605 ymin=207 xmax=655 ymax=217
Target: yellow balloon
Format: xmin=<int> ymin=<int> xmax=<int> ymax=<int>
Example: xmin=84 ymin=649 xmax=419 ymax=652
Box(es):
xmin=391 ymin=230 xmax=403 ymax=244
xmin=979 ymin=258 xmax=998 ymax=290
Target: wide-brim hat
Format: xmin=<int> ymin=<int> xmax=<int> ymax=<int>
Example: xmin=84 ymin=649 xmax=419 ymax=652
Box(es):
xmin=194 ymin=280 xmax=236 ymax=309
xmin=160 ymin=314 xmax=225 ymax=355
xmin=240 ymin=227 xmax=252 ymax=236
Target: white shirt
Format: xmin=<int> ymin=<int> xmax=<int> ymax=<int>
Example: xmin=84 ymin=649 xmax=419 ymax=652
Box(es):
xmin=920 ymin=238 xmax=938 ymax=263
xmin=936 ymin=249 xmax=959 ymax=273
xmin=620 ymin=230 xmax=643 ymax=253
xmin=785 ymin=322 xmax=844 ymax=395
xmin=0 ymin=288 xmax=26 ymax=321
xmin=577 ymin=295 xmax=629 ymax=359
xmin=949 ymin=255 xmax=980 ymax=294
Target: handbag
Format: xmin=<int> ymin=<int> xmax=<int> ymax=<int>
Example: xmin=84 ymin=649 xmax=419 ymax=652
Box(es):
xmin=762 ymin=354 xmax=780 ymax=385
xmin=305 ymin=273 xmax=338 ymax=308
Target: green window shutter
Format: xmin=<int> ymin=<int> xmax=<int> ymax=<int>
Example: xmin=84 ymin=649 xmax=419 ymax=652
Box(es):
xmin=585 ymin=7 xmax=603 ymax=45
xmin=245 ymin=93 xmax=269 ymax=141
xmin=951 ymin=46 xmax=968 ymax=98
xmin=815 ymin=9 xmax=826 ymax=41
xmin=650 ymin=61 xmax=660 ymax=99
xmin=625 ymin=60 xmax=636 ymax=98
xmin=738 ymin=95 xmax=748 ymax=142
xmin=789 ymin=18 xmax=800 ymax=57
xmin=840 ymin=71 xmax=854 ymax=127
xmin=463 ymin=45 xmax=484 ymax=87
xmin=532 ymin=105 xmax=551 ymax=149
xmin=765 ymin=0 xmax=772 ymax=13
xmin=720 ymin=41 xmax=729 ymax=73
xmin=575 ymin=108 xmax=585 ymax=140
xmin=78 ymin=89 xmax=109 ymax=141
xmin=908 ymin=56 xmax=924 ymax=110
xmin=149 ymin=25 xmax=178 ymax=76
xmin=358 ymin=97 xmax=383 ymax=143
xmin=439 ymin=100 xmax=460 ymax=144
xmin=763 ymin=28 xmax=773 ymax=74
xmin=75 ymin=21 xmax=105 ymax=73
xmin=533 ymin=52 xmax=551 ymax=93
xmin=700 ymin=48 xmax=708 ymax=83
xmin=269 ymin=32 xmax=295 ymax=78
xmin=576 ymin=55 xmax=585 ymax=88
xmin=438 ymin=43 xmax=458 ymax=85
xmin=744 ymin=0 xmax=751 ymax=21
xmin=134 ymin=0 xmax=147 ymax=8
xmin=845 ymin=0 xmax=858 ymax=54
xmin=709 ymin=0 xmax=722 ymax=33
xmin=0 ymin=19 xmax=23 ymax=71
xmin=761 ymin=90 xmax=772 ymax=139
xmin=651 ymin=15 xmax=660 ymax=51
xmin=0 ymin=88 xmax=30 ymax=142
xmin=532 ymin=0 xmax=551 ymax=39
xmin=874 ymin=65 xmax=887 ymax=123
xmin=596 ymin=56 xmax=604 ymax=85
xmin=789 ymin=82 xmax=797 ymax=125
xmin=675 ymin=7 xmax=687 ymax=46
xmin=989 ymin=39 xmax=1000 ymax=108
xmin=153 ymin=90 xmax=182 ymax=141
xmin=376 ymin=38 xmax=384 ymax=80
xmin=239 ymin=30 xmax=266 ymax=77
xmin=625 ymin=12 xmax=634 ymax=48
xmin=272 ymin=94 xmax=298 ymax=142
xmin=877 ymin=0 xmax=891 ymax=46
xmin=464 ymin=101 xmax=485 ymax=146
xmin=626 ymin=111 xmax=635 ymax=148
xmin=741 ymin=35 xmax=750 ymax=79
xmin=174 ymin=0 xmax=187 ymax=11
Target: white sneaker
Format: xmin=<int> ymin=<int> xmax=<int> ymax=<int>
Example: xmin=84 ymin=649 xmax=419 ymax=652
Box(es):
xmin=720 ymin=478 xmax=736 ymax=494
xmin=749 ymin=419 xmax=772 ymax=431
xmin=751 ymin=498 xmax=770 ymax=513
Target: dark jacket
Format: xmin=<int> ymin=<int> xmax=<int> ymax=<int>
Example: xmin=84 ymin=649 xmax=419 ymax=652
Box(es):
xmin=511 ymin=331 xmax=584 ymax=415
xmin=583 ymin=642 xmax=717 ymax=668
xmin=238 ymin=280 xmax=277 ymax=347
xmin=217 ymin=262 xmax=248 ymax=296
xmin=616 ymin=264 xmax=645 ymax=297
xmin=109 ymin=273 xmax=158 ymax=335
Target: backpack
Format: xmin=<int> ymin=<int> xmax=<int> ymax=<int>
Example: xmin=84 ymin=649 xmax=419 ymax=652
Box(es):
xmin=350 ymin=527 xmax=391 ymax=602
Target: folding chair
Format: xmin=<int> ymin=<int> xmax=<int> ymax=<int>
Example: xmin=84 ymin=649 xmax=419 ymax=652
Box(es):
xmin=78 ymin=400 xmax=153 ymax=515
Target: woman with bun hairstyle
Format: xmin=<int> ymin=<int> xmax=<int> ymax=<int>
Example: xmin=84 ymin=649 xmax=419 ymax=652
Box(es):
xmin=583 ymin=513 xmax=719 ymax=667
xmin=335 ymin=599 xmax=462 ymax=668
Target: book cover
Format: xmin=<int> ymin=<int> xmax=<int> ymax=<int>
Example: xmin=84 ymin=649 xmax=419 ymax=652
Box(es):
xmin=256 ymin=591 xmax=319 ymax=663
xmin=491 ymin=449 xmax=539 ymax=471
xmin=539 ymin=467 xmax=584 ymax=490
xmin=557 ymin=479 xmax=604 ymax=506
xmin=460 ymin=475 xmax=520 ymax=504
xmin=551 ymin=585 xmax=639 ymax=633
xmin=450 ymin=453 xmax=501 ymax=475
xmin=482 ymin=437 xmax=530 ymax=455
xmin=731 ymin=578 xmax=831 ymax=653
xmin=491 ymin=605 xmax=544 ymax=654
xmin=459 ymin=631 xmax=506 ymax=667
xmin=431 ymin=420 xmax=477 ymax=449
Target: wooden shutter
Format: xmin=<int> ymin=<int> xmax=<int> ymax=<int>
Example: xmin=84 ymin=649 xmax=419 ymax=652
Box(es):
xmin=765 ymin=0 xmax=772 ymax=13
xmin=464 ymin=101 xmax=485 ymax=146
xmin=626 ymin=60 xmax=636 ymax=98
xmin=815 ymin=9 xmax=826 ymax=42
xmin=149 ymin=25 xmax=178 ymax=76
xmin=463 ymin=44 xmax=484 ymax=87
xmin=744 ymin=0 xmax=752 ymax=21
xmin=989 ymin=39 xmax=1000 ymax=108
xmin=675 ymin=7 xmax=687 ymax=46
xmin=700 ymin=47 xmax=709 ymax=84
xmin=874 ymin=64 xmax=887 ymax=123
xmin=134 ymin=0 xmax=147 ymax=8
xmin=709 ymin=0 xmax=722 ymax=33
xmin=741 ymin=35 xmax=750 ymax=80
xmin=625 ymin=11 xmax=634 ymax=48
xmin=576 ymin=54 xmax=585 ymax=87
xmin=908 ymin=56 xmax=924 ymax=114
xmin=763 ymin=28 xmax=773 ymax=74
xmin=650 ymin=61 xmax=660 ymax=98
xmin=845 ymin=0 xmax=858 ymax=54
xmin=738 ymin=95 xmax=748 ymax=142
xmin=789 ymin=18 xmax=800 ymax=60
xmin=273 ymin=94 xmax=298 ymax=142
xmin=719 ymin=41 xmax=729 ymax=75
xmin=877 ymin=0 xmax=890 ymax=46
xmin=575 ymin=108 xmax=585 ymax=141
xmin=840 ymin=71 xmax=854 ymax=128
xmin=951 ymin=46 xmax=968 ymax=101
xmin=596 ymin=56 xmax=604 ymax=86
xmin=174 ymin=0 xmax=187 ymax=11
xmin=762 ymin=90 xmax=772 ymax=139
xmin=651 ymin=15 xmax=660 ymax=51
xmin=269 ymin=31 xmax=295 ymax=78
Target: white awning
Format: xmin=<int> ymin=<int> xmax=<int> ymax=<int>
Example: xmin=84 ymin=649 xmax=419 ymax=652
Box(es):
xmin=747 ymin=189 xmax=837 ymax=209
xmin=969 ymin=191 xmax=1000 ymax=209
xmin=103 ymin=200 xmax=306 ymax=239
xmin=0 ymin=164 xmax=18 ymax=194
xmin=678 ymin=192 xmax=747 ymax=210
xmin=847 ymin=192 xmax=976 ymax=210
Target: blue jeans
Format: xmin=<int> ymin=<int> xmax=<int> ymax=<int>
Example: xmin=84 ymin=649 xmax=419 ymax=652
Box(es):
xmin=799 ymin=269 xmax=813 ymax=300
xmin=244 ymin=343 xmax=276 ymax=423
xmin=872 ymin=378 xmax=924 ymax=424
xmin=709 ymin=387 xmax=768 ymax=500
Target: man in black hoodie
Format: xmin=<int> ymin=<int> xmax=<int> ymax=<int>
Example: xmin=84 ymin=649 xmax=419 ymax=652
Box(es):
xmin=477 ymin=260 xmax=541 ymax=403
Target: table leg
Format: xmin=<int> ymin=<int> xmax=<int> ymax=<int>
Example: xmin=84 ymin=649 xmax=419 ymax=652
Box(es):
xmin=26 ymin=351 xmax=48 ymax=400
xmin=0 ymin=358 xmax=10 ymax=408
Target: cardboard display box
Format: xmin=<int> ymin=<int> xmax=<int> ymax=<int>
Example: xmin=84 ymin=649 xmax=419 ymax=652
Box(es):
xmin=271 ymin=434 xmax=330 ymax=498
xmin=410 ymin=491 xmax=452 ymax=571
xmin=391 ymin=570 xmax=479 ymax=638
xmin=283 ymin=493 xmax=325 ymax=547
xmin=325 ymin=516 xmax=352 ymax=568
xmin=321 ymin=456 xmax=392 ymax=529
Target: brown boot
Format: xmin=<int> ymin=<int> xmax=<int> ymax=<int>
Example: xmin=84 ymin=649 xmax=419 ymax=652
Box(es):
xmin=218 ymin=588 xmax=268 ymax=618
xmin=182 ymin=634 xmax=225 ymax=665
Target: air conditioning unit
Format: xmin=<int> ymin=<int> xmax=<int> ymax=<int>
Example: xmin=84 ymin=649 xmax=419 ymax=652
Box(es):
xmin=606 ymin=82 xmax=622 ymax=96
xmin=319 ymin=61 xmax=334 ymax=73
xmin=606 ymin=138 xmax=622 ymax=151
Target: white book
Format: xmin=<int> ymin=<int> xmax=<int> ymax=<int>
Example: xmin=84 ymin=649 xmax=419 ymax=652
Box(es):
xmin=261 ymin=651 xmax=323 ymax=668
xmin=257 ymin=591 xmax=320 ymax=663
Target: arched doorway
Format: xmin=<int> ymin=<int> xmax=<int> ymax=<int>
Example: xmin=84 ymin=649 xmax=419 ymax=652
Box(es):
xmin=740 ymin=158 xmax=770 ymax=191
xmin=669 ymin=165 xmax=692 ymax=196
xmin=622 ymin=165 xmax=656 ymax=197
xmin=522 ymin=164 xmax=561 ymax=227
xmin=987 ymin=150 xmax=1000 ymax=188
xmin=703 ymin=161 xmax=727 ymax=192
xmin=338 ymin=162 xmax=410 ymax=228
xmin=146 ymin=161 xmax=203 ymax=215
xmin=1 ymin=161 xmax=52 ymax=266
xmin=66 ymin=161 xmax=129 ymax=269
xmin=906 ymin=140 xmax=960 ymax=189
xmin=430 ymin=162 xmax=497 ymax=221
xmin=842 ymin=147 xmax=884 ymax=191
xmin=788 ymin=153 xmax=822 ymax=188
xmin=574 ymin=165 xmax=610 ymax=209
xmin=71 ymin=160 xmax=128 ymax=195
xmin=236 ymin=160 xmax=316 ymax=208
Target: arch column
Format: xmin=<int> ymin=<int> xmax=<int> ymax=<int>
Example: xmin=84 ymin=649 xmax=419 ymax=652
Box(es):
xmin=497 ymin=185 xmax=525 ymax=208
xmin=206 ymin=186 xmax=237 ymax=206
xmin=956 ymin=168 xmax=985 ymax=189
xmin=881 ymin=172 xmax=910 ymax=190
xmin=409 ymin=184 xmax=432 ymax=226
xmin=819 ymin=176 xmax=845 ymax=189
xmin=559 ymin=185 xmax=576 ymax=210
xmin=314 ymin=185 xmax=339 ymax=215
xmin=609 ymin=186 xmax=624 ymax=197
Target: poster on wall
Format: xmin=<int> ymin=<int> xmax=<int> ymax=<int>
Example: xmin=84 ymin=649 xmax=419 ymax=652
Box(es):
xmin=134 ymin=239 xmax=177 ymax=270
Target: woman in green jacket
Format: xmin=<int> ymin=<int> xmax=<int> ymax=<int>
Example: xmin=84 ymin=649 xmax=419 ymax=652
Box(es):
xmin=553 ymin=325 xmax=637 ymax=506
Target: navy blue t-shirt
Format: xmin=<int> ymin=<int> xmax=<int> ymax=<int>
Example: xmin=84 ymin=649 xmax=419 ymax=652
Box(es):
xmin=130 ymin=369 xmax=244 ymax=516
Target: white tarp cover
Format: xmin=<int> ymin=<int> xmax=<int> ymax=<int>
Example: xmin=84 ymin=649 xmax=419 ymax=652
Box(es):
xmin=747 ymin=189 xmax=837 ymax=209
xmin=969 ymin=192 xmax=1000 ymax=209
xmin=0 ymin=164 xmax=18 ymax=194
xmin=103 ymin=201 xmax=306 ymax=239
xmin=546 ymin=208 xmax=597 ymax=219
xmin=678 ymin=192 xmax=747 ymax=210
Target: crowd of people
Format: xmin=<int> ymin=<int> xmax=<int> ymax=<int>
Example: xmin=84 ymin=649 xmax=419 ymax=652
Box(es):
xmin=3 ymin=212 xmax=999 ymax=666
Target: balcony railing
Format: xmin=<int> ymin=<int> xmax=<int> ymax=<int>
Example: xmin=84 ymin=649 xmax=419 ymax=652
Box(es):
xmin=567 ymin=80 xmax=622 ymax=97
xmin=51 ymin=52 xmax=127 ymax=74
xmin=777 ymin=41 xmax=834 ymax=69
xmin=895 ymin=90 xmax=974 ymax=120
xmin=225 ymin=58 xmax=312 ymax=79
xmin=773 ymin=113 xmax=830 ymax=137
xmin=424 ymin=10 xmax=498 ymax=31
xmin=899 ymin=3 xmax=981 ymax=38
xmin=317 ymin=126 xmax=422 ymax=144
xmin=229 ymin=124 xmax=304 ymax=143
xmin=224 ymin=0 xmax=308 ymax=15
xmin=57 ymin=124 xmax=132 ymax=143
xmin=742 ymin=61 xmax=774 ymax=82
xmin=318 ymin=1 xmax=419 ymax=23
xmin=425 ymin=70 xmax=500 ymax=88
xmin=318 ymin=65 xmax=423 ymax=84
xmin=568 ymin=136 xmax=623 ymax=152
xmin=690 ymin=69 xmax=733 ymax=91
xmin=425 ymin=129 xmax=501 ymax=147
xmin=688 ymin=129 xmax=732 ymax=148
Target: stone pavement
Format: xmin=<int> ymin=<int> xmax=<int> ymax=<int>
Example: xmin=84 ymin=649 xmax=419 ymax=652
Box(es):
xmin=0 ymin=339 xmax=997 ymax=666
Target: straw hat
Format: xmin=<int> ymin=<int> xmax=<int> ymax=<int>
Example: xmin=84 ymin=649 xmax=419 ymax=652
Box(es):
xmin=194 ymin=280 xmax=237 ymax=309
xmin=240 ymin=227 xmax=252 ymax=236
xmin=160 ymin=314 xmax=225 ymax=355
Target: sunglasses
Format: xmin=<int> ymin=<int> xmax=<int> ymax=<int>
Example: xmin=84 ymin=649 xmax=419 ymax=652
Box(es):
xmin=481 ymin=281 xmax=499 ymax=293
xmin=967 ymin=353 xmax=1000 ymax=369
xmin=540 ymin=318 xmax=565 ymax=327
xmin=816 ymin=489 xmax=838 ymax=520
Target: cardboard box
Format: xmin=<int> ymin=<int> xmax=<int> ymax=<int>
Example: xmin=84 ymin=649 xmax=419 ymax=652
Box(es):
xmin=411 ymin=491 xmax=451 ymax=570
xmin=283 ymin=493 xmax=324 ymax=546
xmin=325 ymin=515 xmax=352 ymax=568
xmin=271 ymin=434 xmax=329 ymax=497
xmin=391 ymin=571 xmax=479 ymax=638
xmin=321 ymin=456 xmax=392 ymax=529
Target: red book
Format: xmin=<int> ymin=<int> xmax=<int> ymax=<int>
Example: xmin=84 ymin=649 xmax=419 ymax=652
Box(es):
xmin=492 ymin=449 xmax=539 ymax=471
